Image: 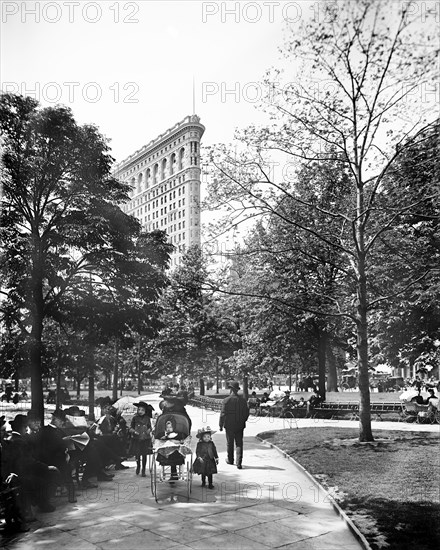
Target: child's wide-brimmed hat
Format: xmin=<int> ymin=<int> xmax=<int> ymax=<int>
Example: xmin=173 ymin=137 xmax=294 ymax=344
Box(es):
xmin=196 ymin=426 xmax=217 ymax=438
xmin=133 ymin=401 xmax=149 ymax=408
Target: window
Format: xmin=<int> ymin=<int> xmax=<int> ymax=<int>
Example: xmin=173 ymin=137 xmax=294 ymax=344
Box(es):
xmin=178 ymin=147 xmax=184 ymax=170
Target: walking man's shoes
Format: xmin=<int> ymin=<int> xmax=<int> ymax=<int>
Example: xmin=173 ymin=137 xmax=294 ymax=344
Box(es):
xmin=237 ymin=465 xmax=243 ymax=469
xmin=225 ymin=459 xmax=234 ymax=465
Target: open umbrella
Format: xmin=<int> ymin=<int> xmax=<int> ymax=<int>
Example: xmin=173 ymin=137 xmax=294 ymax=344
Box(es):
xmin=399 ymin=389 xmax=430 ymax=402
xmin=112 ymin=395 xmax=138 ymax=412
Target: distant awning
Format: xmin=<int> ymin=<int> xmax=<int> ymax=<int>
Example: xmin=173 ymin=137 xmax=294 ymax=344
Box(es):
xmin=374 ymin=364 xmax=393 ymax=374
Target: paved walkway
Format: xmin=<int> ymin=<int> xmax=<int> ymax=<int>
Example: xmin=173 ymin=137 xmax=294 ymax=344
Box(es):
xmin=4 ymin=394 xmax=437 ymax=550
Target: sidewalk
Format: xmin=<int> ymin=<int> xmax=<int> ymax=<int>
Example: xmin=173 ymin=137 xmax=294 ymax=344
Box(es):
xmin=2 ymin=396 xmax=439 ymax=550
xmin=3 ymin=396 xmax=361 ymax=550
xmin=6 ymin=395 xmax=426 ymax=550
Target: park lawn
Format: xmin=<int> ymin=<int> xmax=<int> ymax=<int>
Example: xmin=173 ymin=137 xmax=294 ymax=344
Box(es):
xmin=259 ymin=427 xmax=440 ymax=550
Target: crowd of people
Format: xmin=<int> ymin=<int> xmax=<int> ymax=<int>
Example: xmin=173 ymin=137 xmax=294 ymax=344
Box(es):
xmin=0 ymin=404 xmax=134 ymax=533
xmin=0 ymin=382 xmax=198 ymax=533
xmin=247 ymin=388 xmax=323 ymax=417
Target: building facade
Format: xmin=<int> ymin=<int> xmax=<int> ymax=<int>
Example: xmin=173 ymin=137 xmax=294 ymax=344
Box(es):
xmin=114 ymin=115 xmax=205 ymax=267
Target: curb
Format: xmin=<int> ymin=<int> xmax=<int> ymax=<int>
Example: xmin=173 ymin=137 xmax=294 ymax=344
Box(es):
xmin=255 ymin=435 xmax=373 ymax=550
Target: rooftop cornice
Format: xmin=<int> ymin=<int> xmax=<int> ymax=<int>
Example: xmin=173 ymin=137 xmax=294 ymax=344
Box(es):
xmin=114 ymin=114 xmax=205 ymax=174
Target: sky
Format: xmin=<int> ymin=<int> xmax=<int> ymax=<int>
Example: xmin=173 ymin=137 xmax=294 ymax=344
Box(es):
xmin=0 ymin=0 xmax=302 ymax=162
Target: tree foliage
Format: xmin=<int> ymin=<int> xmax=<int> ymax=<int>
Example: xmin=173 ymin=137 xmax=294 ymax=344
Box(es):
xmin=204 ymin=1 xmax=439 ymax=440
xmin=0 ymin=93 xmax=172 ymax=419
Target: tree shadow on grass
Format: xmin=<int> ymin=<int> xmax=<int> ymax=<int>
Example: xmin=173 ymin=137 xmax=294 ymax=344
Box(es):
xmin=344 ymin=497 xmax=440 ymax=550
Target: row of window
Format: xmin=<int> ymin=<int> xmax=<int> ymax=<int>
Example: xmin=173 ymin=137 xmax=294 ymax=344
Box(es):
xmin=136 ymin=197 xmax=186 ymax=218
xmin=127 ymin=177 xmax=187 ymax=208
xmin=123 ymin=134 xmax=188 ymax=178
xmin=128 ymin=141 xmax=199 ymax=194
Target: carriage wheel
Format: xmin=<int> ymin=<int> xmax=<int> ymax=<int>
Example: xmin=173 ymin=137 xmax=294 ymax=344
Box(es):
xmin=151 ymin=457 xmax=158 ymax=500
xmin=186 ymin=457 xmax=192 ymax=501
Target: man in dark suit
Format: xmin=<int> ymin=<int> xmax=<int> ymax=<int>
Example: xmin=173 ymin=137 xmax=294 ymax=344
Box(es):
xmin=219 ymin=381 xmax=249 ymax=469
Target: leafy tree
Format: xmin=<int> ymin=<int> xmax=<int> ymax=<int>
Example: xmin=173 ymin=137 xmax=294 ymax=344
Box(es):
xmin=205 ymin=1 xmax=438 ymax=440
xmin=0 ymin=93 xmax=172 ymax=420
xmin=369 ymin=121 xmax=440 ymax=375
xmin=152 ymin=245 xmax=236 ymax=394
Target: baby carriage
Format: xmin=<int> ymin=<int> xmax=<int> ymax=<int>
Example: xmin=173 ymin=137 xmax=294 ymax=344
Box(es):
xmin=151 ymin=412 xmax=193 ymax=501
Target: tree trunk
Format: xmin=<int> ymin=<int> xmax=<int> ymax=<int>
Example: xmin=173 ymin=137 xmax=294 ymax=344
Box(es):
xmin=112 ymin=339 xmax=119 ymax=402
xmin=29 ymin=273 xmax=45 ymax=422
xmin=215 ymin=356 xmax=219 ymax=394
xmin=356 ymin=256 xmax=374 ymax=441
xmin=76 ymin=373 xmax=81 ymax=398
xmin=14 ymin=372 xmax=19 ymax=392
xmin=317 ymin=331 xmax=327 ymax=400
xmin=199 ymin=377 xmax=205 ymax=396
xmin=242 ymin=374 xmax=249 ymax=401
xmin=355 ymin=167 xmax=374 ymax=441
xmin=137 ymin=336 xmax=142 ymax=395
xmin=88 ymin=354 xmax=95 ymax=421
xmin=326 ymin=344 xmax=338 ymax=392
xmin=56 ymin=365 xmax=62 ymax=408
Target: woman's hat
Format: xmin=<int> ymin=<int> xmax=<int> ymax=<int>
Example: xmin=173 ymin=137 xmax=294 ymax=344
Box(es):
xmin=196 ymin=426 xmax=217 ymax=439
xmin=65 ymin=406 xmax=85 ymax=417
xmin=159 ymin=387 xmax=177 ymax=399
xmin=228 ymin=381 xmax=240 ymax=391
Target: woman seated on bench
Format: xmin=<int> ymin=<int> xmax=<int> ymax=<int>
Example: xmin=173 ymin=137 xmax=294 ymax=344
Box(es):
xmin=307 ymin=390 xmax=324 ymax=413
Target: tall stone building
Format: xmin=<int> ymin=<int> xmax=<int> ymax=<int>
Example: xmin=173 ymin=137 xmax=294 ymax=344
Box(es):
xmin=114 ymin=115 xmax=205 ymax=267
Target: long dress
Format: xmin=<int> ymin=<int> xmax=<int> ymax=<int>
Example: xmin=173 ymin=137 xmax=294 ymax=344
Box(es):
xmin=193 ymin=441 xmax=218 ymax=475
xmin=128 ymin=414 xmax=152 ymax=456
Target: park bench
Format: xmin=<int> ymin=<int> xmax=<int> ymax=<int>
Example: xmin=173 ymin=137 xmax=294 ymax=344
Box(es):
xmin=188 ymin=395 xmax=222 ymax=412
xmin=310 ymin=401 xmax=403 ymax=421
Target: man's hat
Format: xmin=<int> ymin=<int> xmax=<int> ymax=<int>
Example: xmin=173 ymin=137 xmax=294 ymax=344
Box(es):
xmin=228 ymin=381 xmax=240 ymax=392
xmin=52 ymin=408 xmax=66 ymax=421
xmin=10 ymin=414 xmax=28 ymax=433
xmin=196 ymin=426 xmax=217 ymax=439
xmin=27 ymin=409 xmax=41 ymax=421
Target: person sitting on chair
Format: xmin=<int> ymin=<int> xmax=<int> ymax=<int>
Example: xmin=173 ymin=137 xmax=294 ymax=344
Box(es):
xmin=425 ymin=388 xmax=438 ymax=407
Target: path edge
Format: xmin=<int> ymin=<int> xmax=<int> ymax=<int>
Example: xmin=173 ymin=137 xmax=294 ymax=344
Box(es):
xmin=255 ymin=435 xmax=373 ymax=550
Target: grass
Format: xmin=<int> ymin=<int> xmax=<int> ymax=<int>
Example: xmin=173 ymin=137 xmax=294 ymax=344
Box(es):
xmin=259 ymin=427 xmax=440 ymax=550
